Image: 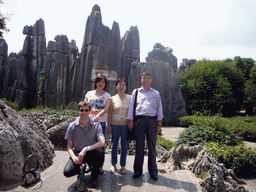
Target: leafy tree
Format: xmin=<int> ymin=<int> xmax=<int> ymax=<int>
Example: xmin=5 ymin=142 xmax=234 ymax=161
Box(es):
xmin=244 ymin=65 xmax=256 ymax=115
xmin=0 ymin=2 xmax=10 ymax=37
xmin=235 ymin=56 xmax=255 ymax=80
xmin=177 ymin=59 xmax=244 ymax=116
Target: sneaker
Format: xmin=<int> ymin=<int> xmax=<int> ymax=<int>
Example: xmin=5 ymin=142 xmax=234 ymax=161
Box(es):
xmin=90 ymin=179 xmax=98 ymax=188
xmin=99 ymin=166 xmax=104 ymax=174
xmin=120 ymin=167 xmax=127 ymax=174
xmin=110 ymin=165 xmax=117 ymax=174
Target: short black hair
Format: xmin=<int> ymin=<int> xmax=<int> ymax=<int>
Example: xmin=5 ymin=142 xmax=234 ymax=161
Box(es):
xmin=140 ymin=71 xmax=152 ymax=78
xmin=115 ymin=78 xmax=126 ymax=86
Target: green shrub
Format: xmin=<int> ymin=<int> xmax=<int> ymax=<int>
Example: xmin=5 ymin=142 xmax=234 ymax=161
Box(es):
xmin=157 ymin=135 xmax=175 ymax=151
xmin=205 ymin=142 xmax=256 ymax=178
xmin=0 ymin=98 xmax=18 ymax=110
xmin=176 ymin=117 xmax=242 ymax=146
xmin=219 ymin=116 xmax=256 ymax=142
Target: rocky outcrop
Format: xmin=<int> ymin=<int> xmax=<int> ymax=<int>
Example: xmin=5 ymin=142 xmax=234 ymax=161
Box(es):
xmin=146 ymin=43 xmax=177 ymax=71
xmin=0 ymin=101 xmax=54 ymax=185
xmin=3 ymin=19 xmax=46 ymax=109
xmin=176 ymin=58 xmax=196 ymax=73
xmin=120 ymin=26 xmax=140 ymax=90
xmin=159 ymin=145 xmax=248 ymax=192
xmin=128 ymin=61 xmax=187 ymax=119
xmin=0 ymin=39 xmax=8 ymax=96
xmin=79 ymin=4 xmax=122 ymax=97
xmin=44 ymin=35 xmax=73 ymax=108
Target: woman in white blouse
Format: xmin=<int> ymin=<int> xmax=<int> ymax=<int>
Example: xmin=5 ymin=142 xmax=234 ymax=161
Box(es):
xmin=108 ymin=78 xmax=131 ymax=174
xmin=84 ymin=74 xmax=111 ymax=173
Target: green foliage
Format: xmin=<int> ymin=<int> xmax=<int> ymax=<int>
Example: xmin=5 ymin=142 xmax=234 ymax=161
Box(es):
xmin=0 ymin=98 xmax=18 ymax=110
xmin=178 ymin=59 xmax=245 ymax=116
xmin=21 ymin=106 xmax=78 ymax=117
xmin=176 ymin=117 xmax=242 ymax=146
xmin=235 ymin=56 xmax=255 ymax=81
xmin=219 ymin=116 xmax=256 ymax=142
xmin=205 ymin=142 xmax=256 ymax=178
xmin=157 ymin=134 xmax=175 ymax=151
xmin=0 ymin=10 xmax=10 ymax=37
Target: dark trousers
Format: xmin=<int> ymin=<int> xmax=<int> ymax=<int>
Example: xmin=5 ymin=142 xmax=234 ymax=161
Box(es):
xmin=133 ymin=117 xmax=158 ymax=176
xmin=63 ymin=148 xmax=103 ymax=180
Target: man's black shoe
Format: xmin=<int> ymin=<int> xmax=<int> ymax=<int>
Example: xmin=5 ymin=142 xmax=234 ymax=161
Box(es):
xmin=132 ymin=173 xmax=142 ymax=179
xmin=150 ymin=174 xmax=158 ymax=181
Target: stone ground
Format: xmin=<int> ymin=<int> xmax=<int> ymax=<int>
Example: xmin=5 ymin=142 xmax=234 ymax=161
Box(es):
xmin=0 ymin=127 xmax=256 ymax=192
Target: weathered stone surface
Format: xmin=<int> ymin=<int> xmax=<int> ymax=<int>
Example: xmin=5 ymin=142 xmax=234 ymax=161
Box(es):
xmin=0 ymin=101 xmax=54 ymax=185
xmin=79 ymin=4 xmax=122 ymax=98
xmin=128 ymin=61 xmax=187 ymax=119
xmin=3 ymin=19 xmax=46 ymax=109
xmin=0 ymin=39 xmax=8 ymax=96
xmin=158 ymin=145 xmax=248 ymax=192
xmin=177 ymin=58 xmax=196 ymax=73
xmin=146 ymin=43 xmax=177 ymax=70
xmin=119 ymin=26 xmax=140 ymax=91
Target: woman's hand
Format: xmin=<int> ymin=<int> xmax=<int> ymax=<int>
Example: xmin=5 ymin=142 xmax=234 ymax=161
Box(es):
xmin=94 ymin=115 xmax=100 ymax=122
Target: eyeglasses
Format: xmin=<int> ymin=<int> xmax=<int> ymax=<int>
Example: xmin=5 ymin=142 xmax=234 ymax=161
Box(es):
xmin=79 ymin=109 xmax=90 ymax=112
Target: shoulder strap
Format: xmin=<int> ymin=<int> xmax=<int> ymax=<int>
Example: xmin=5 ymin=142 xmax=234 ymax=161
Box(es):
xmin=23 ymin=155 xmax=39 ymax=173
xmin=133 ymin=89 xmax=138 ymax=119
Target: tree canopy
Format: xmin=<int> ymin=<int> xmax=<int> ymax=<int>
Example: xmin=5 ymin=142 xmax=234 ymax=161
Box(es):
xmin=177 ymin=59 xmax=246 ymax=116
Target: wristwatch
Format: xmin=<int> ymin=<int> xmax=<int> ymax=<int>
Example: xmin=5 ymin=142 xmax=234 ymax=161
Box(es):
xmin=85 ymin=146 xmax=90 ymax=151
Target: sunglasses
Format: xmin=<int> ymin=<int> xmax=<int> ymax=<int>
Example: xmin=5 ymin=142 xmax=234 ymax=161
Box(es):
xmin=79 ymin=109 xmax=90 ymax=112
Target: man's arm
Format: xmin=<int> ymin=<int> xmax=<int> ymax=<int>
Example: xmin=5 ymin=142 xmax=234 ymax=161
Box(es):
xmin=78 ymin=135 xmax=105 ymax=159
xmin=67 ymin=141 xmax=83 ymax=165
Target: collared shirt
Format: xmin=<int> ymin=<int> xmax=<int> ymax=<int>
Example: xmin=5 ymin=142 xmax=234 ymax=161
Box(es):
xmin=64 ymin=117 xmax=103 ymax=153
xmin=127 ymin=87 xmax=163 ymax=121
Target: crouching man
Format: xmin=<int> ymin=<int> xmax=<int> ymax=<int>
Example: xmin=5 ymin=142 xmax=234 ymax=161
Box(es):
xmin=63 ymin=101 xmax=105 ymax=188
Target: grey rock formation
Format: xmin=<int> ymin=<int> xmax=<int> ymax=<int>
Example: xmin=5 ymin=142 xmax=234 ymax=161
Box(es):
xmin=79 ymin=4 xmax=122 ymax=97
xmin=159 ymin=145 xmax=248 ymax=192
xmin=44 ymin=35 xmax=72 ymax=108
xmin=3 ymin=19 xmax=46 ymax=109
xmin=177 ymin=58 xmax=196 ymax=73
xmin=0 ymin=39 xmax=8 ymax=96
xmin=120 ymin=26 xmax=140 ymax=91
xmin=146 ymin=43 xmax=177 ymax=70
xmin=128 ymin=61 xmax=187 ymax=119
xmin=0 ymin=101 xmax=54 ymax=185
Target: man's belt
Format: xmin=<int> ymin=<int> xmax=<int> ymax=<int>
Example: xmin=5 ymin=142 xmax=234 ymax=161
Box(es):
xmin=136 ymin=115 xmax=157 ymax=119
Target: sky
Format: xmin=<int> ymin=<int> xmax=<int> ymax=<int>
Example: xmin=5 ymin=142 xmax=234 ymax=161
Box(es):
xmin=1 ymin=0 xmax=256 ymax=66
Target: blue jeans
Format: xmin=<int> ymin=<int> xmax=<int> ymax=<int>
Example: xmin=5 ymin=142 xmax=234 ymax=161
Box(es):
xmin=100 ymin=122 xmax=106 ymax=167
xmin=111 ymin=124 xmax=129 ymax=167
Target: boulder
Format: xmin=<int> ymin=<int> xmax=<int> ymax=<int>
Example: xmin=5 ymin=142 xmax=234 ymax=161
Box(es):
xmin=0 ymin=101 xmax=54 ymax=185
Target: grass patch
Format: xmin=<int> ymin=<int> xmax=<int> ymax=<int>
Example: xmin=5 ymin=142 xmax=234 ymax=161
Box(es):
xmin=157 ymin=134 xmax=175 ymax=151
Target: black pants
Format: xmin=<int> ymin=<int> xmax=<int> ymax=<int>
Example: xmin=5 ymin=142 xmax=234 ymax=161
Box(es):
xmin=63 ymin=148 xmax=103 ymax=180
xmin=133 ymin=117 xmax=158 ymax=176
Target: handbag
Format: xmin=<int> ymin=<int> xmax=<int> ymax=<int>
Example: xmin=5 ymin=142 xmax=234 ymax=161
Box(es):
xmin=128 ymin=89 xmax=138 ymax=141
xmin=21 ymin=155 xmax=41 ymax=186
